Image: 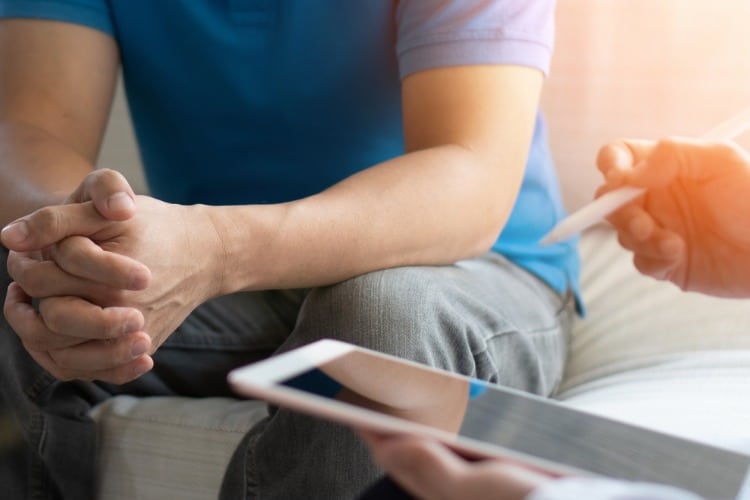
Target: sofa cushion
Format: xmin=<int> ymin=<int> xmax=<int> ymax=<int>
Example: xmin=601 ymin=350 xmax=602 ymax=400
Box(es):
xmin=91 ymin=396 xmax=267 ymax=500
xmin=558 ymin=352 xmax=750 ymax=454
xmin=562 ymin=225 xmax=750 ymax=391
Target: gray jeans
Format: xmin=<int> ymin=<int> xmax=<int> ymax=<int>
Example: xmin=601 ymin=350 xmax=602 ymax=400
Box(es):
xmin=0 ymin=249 xmax=574 ymax=500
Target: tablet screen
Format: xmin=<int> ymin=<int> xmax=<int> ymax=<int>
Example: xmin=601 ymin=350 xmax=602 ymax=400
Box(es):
xmin=232 ymin=341 xmax=750 ymax=499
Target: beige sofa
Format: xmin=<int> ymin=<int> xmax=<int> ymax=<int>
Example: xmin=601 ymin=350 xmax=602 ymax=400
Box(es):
xmin=92 ymin=2 xmax=750 ymax=498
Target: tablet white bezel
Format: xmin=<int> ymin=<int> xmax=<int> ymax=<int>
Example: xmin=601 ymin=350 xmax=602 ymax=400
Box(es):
xmin=227 ymin=338 xmax=585 ymax=477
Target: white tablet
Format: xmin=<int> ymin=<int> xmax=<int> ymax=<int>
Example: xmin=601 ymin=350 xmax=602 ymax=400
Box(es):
xmin=228 ymin=339 xmax=750 ymax=499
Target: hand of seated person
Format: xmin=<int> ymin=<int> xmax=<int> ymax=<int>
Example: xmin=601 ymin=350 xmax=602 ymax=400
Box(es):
xmin=1 ymin=171 xmax=225 ymax=383
xmin=595 ymin=138 xmax=750 ymax=298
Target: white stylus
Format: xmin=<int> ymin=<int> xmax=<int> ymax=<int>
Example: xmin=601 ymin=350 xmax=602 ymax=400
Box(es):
xmin=540 ymin=105 xmax=750 ymax=245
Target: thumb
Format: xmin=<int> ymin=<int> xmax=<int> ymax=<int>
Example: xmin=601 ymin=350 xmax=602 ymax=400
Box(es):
xmin=68 ymin=168 xmax=136 ymax=221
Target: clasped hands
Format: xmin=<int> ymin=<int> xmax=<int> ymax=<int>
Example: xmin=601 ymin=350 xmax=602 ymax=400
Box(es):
xmin=1 ymin=170 xmax=220 ymax=384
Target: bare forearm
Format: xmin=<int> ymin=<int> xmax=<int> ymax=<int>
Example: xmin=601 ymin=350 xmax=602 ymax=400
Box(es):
xmin=0 ymin=19 xmax=120 ymax=227
xmin=0 ymin=121 xmax=94 ymax=226
xmin=208 ymin=144 xmax=525 ymax=293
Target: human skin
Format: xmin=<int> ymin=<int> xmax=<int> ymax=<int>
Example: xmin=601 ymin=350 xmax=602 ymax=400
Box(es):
xmin=359 ymin=431 xmax=552 ymax=500
xmin=0 ymin=18 xmax=543 ymax=383
xmin=596 ymin=137 xmax=750 ymax=298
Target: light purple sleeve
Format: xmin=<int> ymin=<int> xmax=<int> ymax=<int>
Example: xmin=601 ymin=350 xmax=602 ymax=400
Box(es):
xmin=395 ymin=0 xmax=556 ymax=79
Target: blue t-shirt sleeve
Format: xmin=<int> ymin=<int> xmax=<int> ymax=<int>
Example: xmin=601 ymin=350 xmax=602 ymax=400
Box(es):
xmin=395 ymin=0 xmax=555 ymax=79
xmin=0 ymin=0 xmax=114 ymax=36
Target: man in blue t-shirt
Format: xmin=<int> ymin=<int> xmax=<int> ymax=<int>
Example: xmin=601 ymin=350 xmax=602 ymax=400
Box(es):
xmin=0 ymin=1 xmax=579 ymax=498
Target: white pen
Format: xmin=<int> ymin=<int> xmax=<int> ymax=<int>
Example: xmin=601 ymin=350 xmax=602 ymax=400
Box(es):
xmin=540 ymin=105 xmax=750 ymax=245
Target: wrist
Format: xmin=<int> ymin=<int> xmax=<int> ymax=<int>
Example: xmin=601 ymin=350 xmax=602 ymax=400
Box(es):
xmin=189 ymin=204 xmax=229 ymax=298
xmin=197 ymin=203 xmax=286 ymax=296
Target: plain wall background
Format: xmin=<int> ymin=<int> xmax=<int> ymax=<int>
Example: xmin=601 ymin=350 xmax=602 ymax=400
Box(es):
xmin=99 ymin=82 xmax=146 ymax=193
xmin=541 ymin=0 xmax=750 ymax=209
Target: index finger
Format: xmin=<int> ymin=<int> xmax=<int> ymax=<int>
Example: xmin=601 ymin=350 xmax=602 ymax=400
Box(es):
xmin=50 ymin=235 xmax=151 ymax=290
xmin=1 ymin=201 xmax=115 ymax=252
xmin=596 ymin=139 xmax=655 ymax=181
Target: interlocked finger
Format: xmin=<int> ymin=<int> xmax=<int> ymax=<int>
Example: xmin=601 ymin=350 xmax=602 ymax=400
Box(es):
xmin=50 ymin=235 xmax=150 ymax=290
xmin=38 ymin=295 xmax=144 ymax=340
xmin=4 ymin=282 xmax=87 ymax=351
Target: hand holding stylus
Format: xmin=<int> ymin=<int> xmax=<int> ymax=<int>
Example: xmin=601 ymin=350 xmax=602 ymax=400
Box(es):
xmin=594 ymin=136 xmax=750 ymax=298
xmin=541 ymin=105 xmax=750 ymax=245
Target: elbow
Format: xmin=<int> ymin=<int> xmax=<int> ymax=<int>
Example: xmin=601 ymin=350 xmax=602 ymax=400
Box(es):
xmin=462 ymin=215 xmax=509 ymax=260
xmin=473 ymin=190 xmax=516 ymax=254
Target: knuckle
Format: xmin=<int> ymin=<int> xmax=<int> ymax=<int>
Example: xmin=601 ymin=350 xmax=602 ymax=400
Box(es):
xmin=20 ymin=331 xmax=49 ymax=352
xmin=48 ymin=349 xmax=73 ymax=370
xmin=5 ymin=253 xmax=22 ymax=280
xmin=11 ymin=322 xmax=44 ymax=352
xmin=55 ymin=237 xmax=88 ymax=271
xmin=39 ymin=301 xmax=66 ymax=333
xmin=20 ymin=268 xmax=48 ymax=297
xmin=29 ymin=206 xmax=63 ymax=236
xmin=103 ymin=288 xmax=128 ymax=305
xmin=53 ymin=238 xmax=75 ymax=261
xmin=47 ymin=363 xmax=74 ymax=381
xmin=79 ymin=283 xmax=119 ymax=307
xmin=20 ymin=337 xmax=41 ymax=352
xmin=653 ymin=137 xmax=679 ymax=157
xmin=48 ymin=352 xmax=91 ymax=382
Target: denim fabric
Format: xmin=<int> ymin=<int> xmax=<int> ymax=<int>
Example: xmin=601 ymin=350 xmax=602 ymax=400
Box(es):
xmin=0 ymin=247 xmax=573 ymax=499
xmin=358 ymin=476 xmax=415 ymax=500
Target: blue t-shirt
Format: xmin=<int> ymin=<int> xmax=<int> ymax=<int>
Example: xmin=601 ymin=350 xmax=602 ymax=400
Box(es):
xmin=0 ymin=0 xmax=581 ymax=307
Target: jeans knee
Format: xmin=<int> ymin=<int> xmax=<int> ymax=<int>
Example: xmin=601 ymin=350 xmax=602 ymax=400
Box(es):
xmin=293 ymin=266 xmax=466 ymax=365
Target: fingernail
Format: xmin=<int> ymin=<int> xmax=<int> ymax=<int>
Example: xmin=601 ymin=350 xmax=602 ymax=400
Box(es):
xmin=131 ymin=339 xmax=150 ymax=358
xmin=128 ymin=266 xmax=151 ymax=290
xmin=122 ymin=314 xmax=141 ymax=334
xmin=107 ymin=192 xmax=135 ymax=213
xmin=1 ymin=220 xmax=29 ymax=245
xmin=133 ymin=357 xmax=153 ymax=379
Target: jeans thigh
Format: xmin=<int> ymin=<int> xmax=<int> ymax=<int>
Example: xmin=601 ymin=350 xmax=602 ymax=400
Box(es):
xmin=463 ymin=253 xmax=574 ymax=395
xmin=285 ymin=251 xmax=573 ymax=395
